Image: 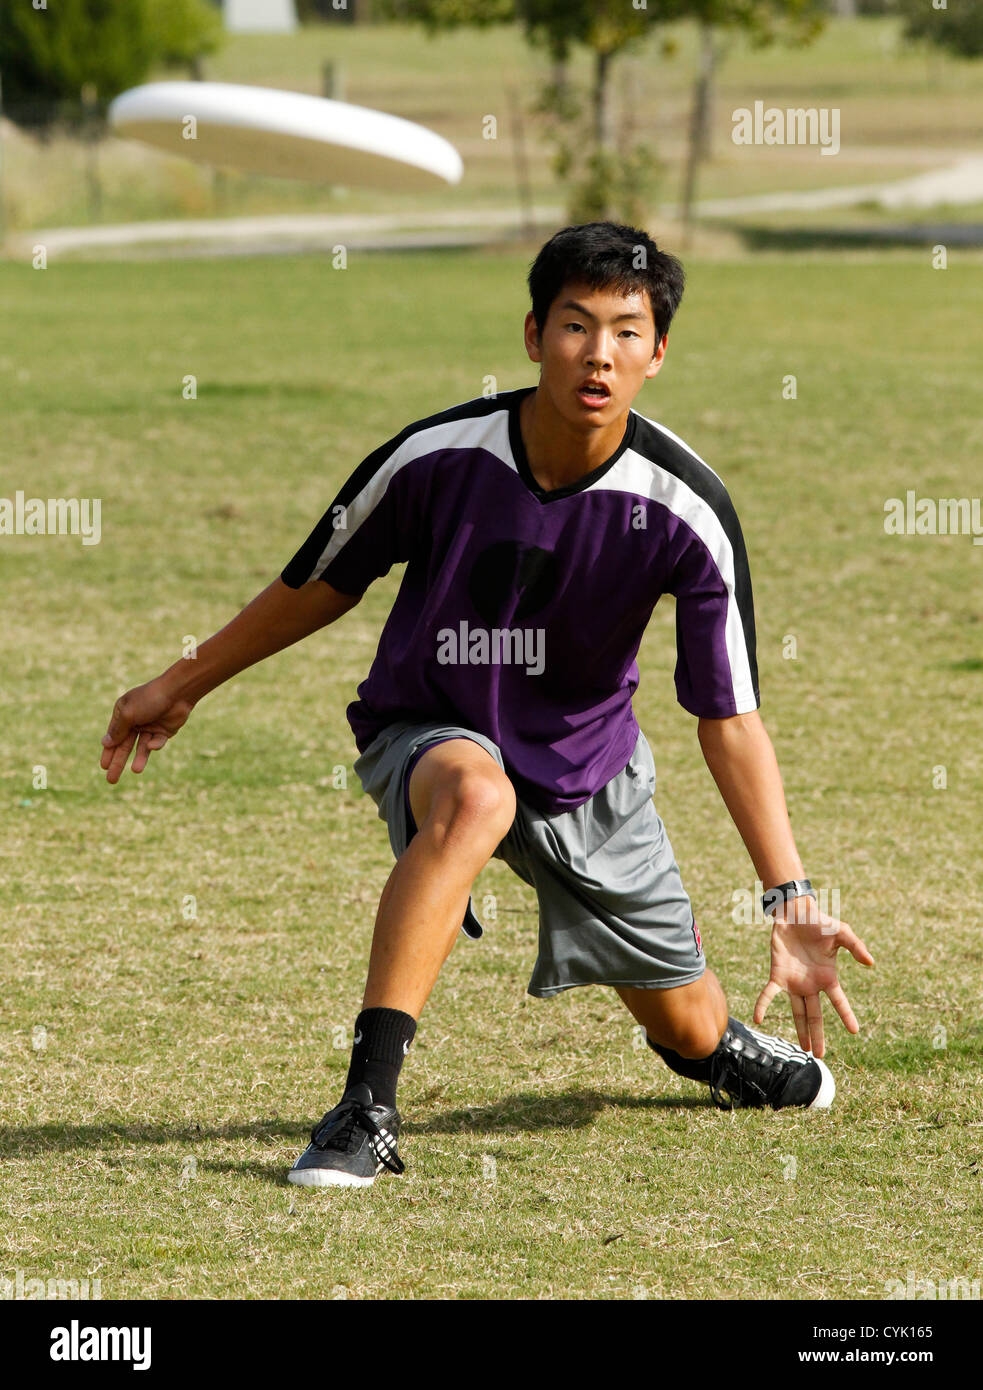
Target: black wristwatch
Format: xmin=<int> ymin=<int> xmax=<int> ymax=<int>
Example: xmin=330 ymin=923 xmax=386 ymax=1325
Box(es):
xmin=762 ymin=879 xmax=817 ymax=918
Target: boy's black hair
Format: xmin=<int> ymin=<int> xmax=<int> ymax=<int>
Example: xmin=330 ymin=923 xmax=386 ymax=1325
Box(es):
xmin=527 ymin=222 xmax=685 ymax=351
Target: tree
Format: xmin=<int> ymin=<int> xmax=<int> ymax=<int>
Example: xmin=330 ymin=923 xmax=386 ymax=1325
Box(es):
xmin=0 ymin=0 xmax=222 ymax=132
xmin=377 ymin=0 xmax=671 ymax=221
xmin=898 ymin=0 xmax=983 ymax=60
xmin=675 ymin=0 xmax=825 ymax=239
xmin=516 ymin=0 xmax=675 ymax=222
xmin=518 ymin=0 xmax=658 ymax=160
xmin=149 ymin=0 xmax=225 ymax=69
xmin=375 ymin=0 xmax=513 ymax=28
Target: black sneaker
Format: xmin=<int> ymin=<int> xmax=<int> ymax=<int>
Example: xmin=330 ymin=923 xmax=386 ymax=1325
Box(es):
xmin=708 ymin=1017 xmax=835 ymax=1111
xmin=287 ymin=1082 xmax=404 ymax=1188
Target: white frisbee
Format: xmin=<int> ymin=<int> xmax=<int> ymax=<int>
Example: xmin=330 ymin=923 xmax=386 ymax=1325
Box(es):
xmin=108 ymin=81 xmax=463 ymax=191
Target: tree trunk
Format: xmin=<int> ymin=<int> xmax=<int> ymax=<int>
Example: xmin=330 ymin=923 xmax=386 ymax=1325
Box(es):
xmin=594 ymin=48 xmax=614 ymax=154
xmin=551 ymin=57 xmax=568 ymax=103
xmin=506 ymin=84 xmax=536 ymax=238
xmin=81 ymin=83 xmax=102 ymax=224
xmin=696 ymin=25 xmax=719 ymax=162
xmin=680 ymin=24 xmax=719 ymax=243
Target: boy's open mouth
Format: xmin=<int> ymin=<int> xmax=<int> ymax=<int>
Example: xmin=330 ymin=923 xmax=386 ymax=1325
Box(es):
xmin=577 ymin=379 xmax=611 ymax=408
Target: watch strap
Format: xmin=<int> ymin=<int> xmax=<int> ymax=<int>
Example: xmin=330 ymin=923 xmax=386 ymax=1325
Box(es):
xmin=762 ymin=878 xmax=816 ymax=917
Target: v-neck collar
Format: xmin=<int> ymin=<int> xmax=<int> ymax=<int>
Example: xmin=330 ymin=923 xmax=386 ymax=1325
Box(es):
xmin=507 ymin=386 xmax=637 ymax=504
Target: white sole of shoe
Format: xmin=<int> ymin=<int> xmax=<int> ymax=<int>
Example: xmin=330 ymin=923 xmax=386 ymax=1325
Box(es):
xmin=286 ymin=1168 xmax=375 ymax=1188
xmin=808 ymin=1055 xmax=836 ymax=1109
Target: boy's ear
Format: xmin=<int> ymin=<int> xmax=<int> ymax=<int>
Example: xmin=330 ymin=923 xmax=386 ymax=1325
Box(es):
xmin=645 ymin=333 xmax=668 ymax=379
xmin=524 ymin=309 xmax=543 ymax=364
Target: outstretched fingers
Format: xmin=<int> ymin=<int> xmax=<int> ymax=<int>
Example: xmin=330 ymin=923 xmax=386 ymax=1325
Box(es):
xmin=788 ymin=993 xmax=812 ymax=1053
xmin=825 ymin=980 xmax=859 ymax=1035
xmin=805 ymin=994 xmax=825 ymax=1058
xmin=840 ymin=925 xmax=875 ymax=968
xmin=753 ymin=978 xmax=780 ymax=1026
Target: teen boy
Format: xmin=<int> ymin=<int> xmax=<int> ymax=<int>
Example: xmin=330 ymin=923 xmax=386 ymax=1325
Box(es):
xmin=101 ymin=222 xmax=874 ymax=1188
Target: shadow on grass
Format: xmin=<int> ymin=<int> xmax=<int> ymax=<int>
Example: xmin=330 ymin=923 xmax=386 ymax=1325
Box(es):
xmin=0 ymin=1118 xmax=306 ymax=1157
xmin=0 ymin=1089 xmax=707 ymax=1158
xmin=406 ymin=1087 xmax=708 ymax=1136
xmin=729 ymin=222 xmax=983 ymax=252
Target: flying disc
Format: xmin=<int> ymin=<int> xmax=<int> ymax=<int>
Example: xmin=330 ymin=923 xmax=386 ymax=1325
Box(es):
xmin=108 ymin=81 xmax=463 ymax=191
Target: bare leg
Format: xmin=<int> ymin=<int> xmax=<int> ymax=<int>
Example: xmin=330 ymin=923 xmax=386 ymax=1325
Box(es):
xmin=616 ymin=968 xmax=729 ymax=1059
xmin=361 ymin=739 xmax=516 ymax=1018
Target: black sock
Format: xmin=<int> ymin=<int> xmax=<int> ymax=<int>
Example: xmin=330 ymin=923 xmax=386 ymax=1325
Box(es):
xmin=344 ymin=1007 xmax=417 ymax=1109
xmin=647 ymin=1032 xmax=722 ymax=1084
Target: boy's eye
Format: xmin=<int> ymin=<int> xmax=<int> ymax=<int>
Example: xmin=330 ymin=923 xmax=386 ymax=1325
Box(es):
xmin=564 ymin=322 xmax=640 ymax=338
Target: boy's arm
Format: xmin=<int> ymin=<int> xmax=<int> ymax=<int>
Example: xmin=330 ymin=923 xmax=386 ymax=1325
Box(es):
xmin=698 ymin=710 xmax=874 ymax=1058
xmin=100 ymin=578 xmax=359 ymax=784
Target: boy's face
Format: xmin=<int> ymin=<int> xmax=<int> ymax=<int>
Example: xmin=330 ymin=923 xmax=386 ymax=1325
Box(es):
xmin=523 ymin=278 xmax=666 ymax=430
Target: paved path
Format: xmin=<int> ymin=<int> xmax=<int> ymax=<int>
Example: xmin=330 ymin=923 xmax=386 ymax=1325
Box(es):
xmin=671 ymin=157 xmax=983 ymax=218
xmin=11 ymin=158 xmax=983 ymax=258
xmin=14 ymin=206 xmax=560 ymax=258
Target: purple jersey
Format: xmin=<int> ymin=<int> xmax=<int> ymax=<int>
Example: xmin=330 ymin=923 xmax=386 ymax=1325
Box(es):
xmin=281 ymin=387 xmax=759 ymax=814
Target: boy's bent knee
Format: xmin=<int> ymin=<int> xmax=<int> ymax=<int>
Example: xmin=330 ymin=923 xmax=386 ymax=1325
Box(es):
xmin=409 ymin=739 xmax=515 ymax=841
xmin=439 ymin=769 xmax=516 ymax=843
xmin=410 ymin=741 xmax=516 ymax=852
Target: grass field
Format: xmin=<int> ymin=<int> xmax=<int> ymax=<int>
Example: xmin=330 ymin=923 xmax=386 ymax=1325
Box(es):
xmin=1 ymin=246 xmax=981 ymax=1299
xmin=5 ymin=17 xmax=983 ymax=236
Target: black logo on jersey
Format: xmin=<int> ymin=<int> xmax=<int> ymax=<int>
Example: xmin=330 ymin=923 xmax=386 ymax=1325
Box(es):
xmin=467 ymin=541 xmax=559 ymax=626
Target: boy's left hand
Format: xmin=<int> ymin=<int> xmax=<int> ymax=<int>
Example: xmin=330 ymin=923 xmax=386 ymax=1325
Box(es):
xmin=754 ymin=897 xmax=875 ymax=1059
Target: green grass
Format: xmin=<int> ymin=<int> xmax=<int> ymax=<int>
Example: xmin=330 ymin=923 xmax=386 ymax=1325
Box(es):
xmin=4 ymin=17 xmax=983 ymax=235
xmin=1 ymin=248 xmax=981 ymax=1299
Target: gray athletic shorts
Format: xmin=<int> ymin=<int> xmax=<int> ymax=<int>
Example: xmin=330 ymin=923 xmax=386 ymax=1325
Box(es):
xmin=352 ymin=719 xmax=705 ymax=999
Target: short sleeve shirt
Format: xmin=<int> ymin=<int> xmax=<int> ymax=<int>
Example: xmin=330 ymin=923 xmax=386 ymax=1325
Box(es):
xmin=281 ymin=386 xmax=760 ymax=814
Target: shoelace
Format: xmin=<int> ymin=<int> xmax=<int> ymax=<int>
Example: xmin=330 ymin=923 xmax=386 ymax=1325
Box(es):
xmin=709 ymin=1036 xmax=776 ymax=1110
xmin=311 ymin=1099 xmax=405 ymax=1175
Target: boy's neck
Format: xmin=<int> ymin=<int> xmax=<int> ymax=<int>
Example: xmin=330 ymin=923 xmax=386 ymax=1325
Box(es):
xmin=519 ymin=385 xmax=630 ymax=493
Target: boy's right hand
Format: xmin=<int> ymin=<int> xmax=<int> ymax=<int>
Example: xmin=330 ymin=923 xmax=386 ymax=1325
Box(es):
xmin=100 ymin=677 xmax=195 ymax=784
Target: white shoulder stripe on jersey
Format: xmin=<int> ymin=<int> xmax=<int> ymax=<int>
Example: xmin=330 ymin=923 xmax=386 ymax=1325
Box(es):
xmin=308 ymin=401 xmax=515 ymax=582
xmin=587 ymin=443 xmax=757 ymax=713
